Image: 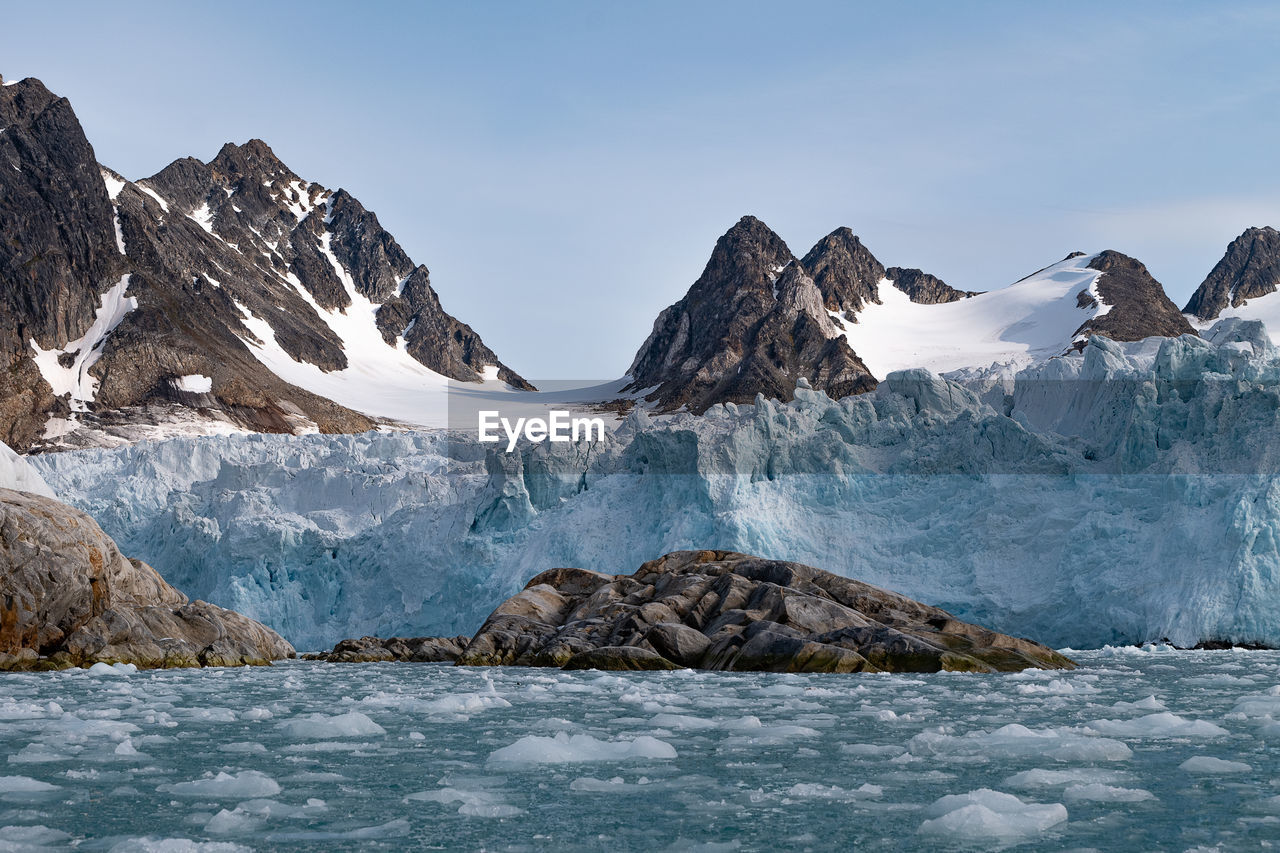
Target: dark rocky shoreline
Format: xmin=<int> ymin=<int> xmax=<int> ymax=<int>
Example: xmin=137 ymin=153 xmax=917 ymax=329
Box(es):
xmin=308 ymin=550 xmax=1076 ymax=673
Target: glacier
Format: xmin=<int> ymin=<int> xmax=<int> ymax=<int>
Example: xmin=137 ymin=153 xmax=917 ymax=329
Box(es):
xmin=31 ymin=319 xmax=1280 ymax=650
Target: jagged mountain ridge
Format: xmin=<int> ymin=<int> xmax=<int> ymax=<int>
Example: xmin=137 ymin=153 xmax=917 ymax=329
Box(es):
xmin=627 ymin=217 xmax=1198 ymax=411
xmin=1184 ymin=226 xmax=1280 ymax=322
xmin=0 ymin=75 xmax=529 ymax=453
xmin=623 ymin=217 xmax=878 ymax=413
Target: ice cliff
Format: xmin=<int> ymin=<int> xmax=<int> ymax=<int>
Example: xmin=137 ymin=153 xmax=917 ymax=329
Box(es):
xmin=32 ymin=320 xmax=1280 ymax=650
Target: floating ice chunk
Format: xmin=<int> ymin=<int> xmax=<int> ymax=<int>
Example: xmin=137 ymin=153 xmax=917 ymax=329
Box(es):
xmin=1062 ymin=783 xmax=1156 ymax=802
xmin=909 ymin=723 xmax=1132 ymax=762
xmin=840 ymin=743 xmax=904 ymax=757
xmin=114 ymin=738 xmax=143 ymax=757
xmin=9 ymin=743 xmax=71 ymax=764
xmin=1179 ymin=756 xmax=1252 ymax=774
xmin=1086 ymin=712 xmax=1228 ymax=738
xmin=234 ymin=797 xmax=328 ymax=819
xmin=0 ymin=825 xmax=71 ymax=849
xmin=1248 ymin=794 xmax=1280 ymax=814
xmin=263 ymin=818 xmax=411 ymax=842
xmin=283 ymin=772 xmax=347 ymax=783
xmin=218 ymin=742 xmax=267 ymax=754
xmin=108 ymin=839 xmax=251 ymax=852
xmin=0 ymin=775 xmax=59 ymax=793
xmin=87 ymin=662 xmax=138 ymax=676
xmin=1003 ymin=768 xmax=1130 ymax=788
xmin=785 ymin=782 xmax=883 ymax=800
xmin=649 ymin=713 xmax=719 ymax=730
xmin=240 ymin=708 xmax=273 ymax=721
xmin=919 ymin=789 xmax=1067 ymax=841
xmin=0 ymin=700 xmax=62 ymax=721
xmin=719 ymin=715 xmax=820 ymax=741
xmin=1229 ymin=693 xmax=1280 ymax=718
xmin=488 ymin=732 xmax=677 ymax=764
xmin=569 ymin=776 xmax=644 ymax=793
xmin=277 ymin=711 xmax=385 ymax=739
xmin=161 ymin=770 xmax=281 ymax=798
xmin=458 ymin=802 xmax=524 ymax=818
xmin=1111 ymin=696 xmax=1166 ymax=712
xmin=1015 ymin=678 xmax=1096 ymax=696
xmin=204 ymin=808 xmax=263 ymax=835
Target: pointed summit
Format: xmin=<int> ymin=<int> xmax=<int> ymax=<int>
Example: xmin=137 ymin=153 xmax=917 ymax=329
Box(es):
xmin=210 ymin=139 xmax=292 ymax=179
xmin=800 ymin=227 xmax=887 ymax=318
xmin=1184 ymin=226 xmax=1280 ymax=321
xmin=1079 ymin=251 xmax=1195 ymax=341
xmin=625 ymin=217 xmax=875 ymax=411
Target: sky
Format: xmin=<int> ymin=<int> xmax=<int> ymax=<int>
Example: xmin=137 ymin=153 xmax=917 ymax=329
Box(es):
xmin=3 ymin=1 xmax=1280 ymax=379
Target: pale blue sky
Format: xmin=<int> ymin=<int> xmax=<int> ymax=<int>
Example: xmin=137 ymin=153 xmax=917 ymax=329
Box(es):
xmin=4 ymin=1 xmax=1279 ymax=377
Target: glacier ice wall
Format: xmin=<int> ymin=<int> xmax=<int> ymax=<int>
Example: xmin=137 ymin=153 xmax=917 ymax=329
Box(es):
xmin=32 ymin=320 xmax=1280 ymax=650
xmin=1 ymin=440 xmax=55 ymax=497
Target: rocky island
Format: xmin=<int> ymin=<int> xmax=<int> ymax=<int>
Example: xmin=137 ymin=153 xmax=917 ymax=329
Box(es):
xmin=314 ymin=550 xmax=1074 ymax=673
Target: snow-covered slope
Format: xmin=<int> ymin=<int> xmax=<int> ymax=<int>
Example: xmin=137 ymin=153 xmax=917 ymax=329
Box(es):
xmin=836 ymin=254 xmax=1107 ymax=378
xmin=1195 ymin=291 xmax=1280 ymax=341
xmin=33 ymin=318 xmax=1280 ymax=650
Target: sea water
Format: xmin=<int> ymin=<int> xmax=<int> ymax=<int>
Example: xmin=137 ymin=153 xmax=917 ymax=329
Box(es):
xmin=1 ymin=648 xmax=1278 ymax=851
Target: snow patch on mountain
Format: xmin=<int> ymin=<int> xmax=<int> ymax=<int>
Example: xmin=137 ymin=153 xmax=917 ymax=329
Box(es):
xmin=837 ymin=254 xmax=1105 ymax=378
xmin=29 ymin=275 xmax=137 ymax=416
xmin=1193 ymin=290 xmax=1280 ymax=341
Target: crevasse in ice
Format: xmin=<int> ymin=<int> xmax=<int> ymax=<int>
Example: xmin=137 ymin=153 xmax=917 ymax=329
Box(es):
xmin=32 ymin=319 xmax=1280 ymax=650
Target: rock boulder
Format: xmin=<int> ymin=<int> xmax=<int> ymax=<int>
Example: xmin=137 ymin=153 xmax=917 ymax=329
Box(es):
xmin=0 ymin=488 xmax=294 ymax=670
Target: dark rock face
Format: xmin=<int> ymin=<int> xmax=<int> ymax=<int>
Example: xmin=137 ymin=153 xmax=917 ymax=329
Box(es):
xmin=885 ymin=267 xmax=980 ymax=304
xmin=304 ymin=634 xmax=469 ymax=663
xmin=0 ymin=488 xmax=294 ymax=670
xmin=0 ymin=78 xmax=124 ymax=450
xmin=800 ymin=227 xmax=887 ymax=318
xmin=624 ymin=217 xmax=877 ymax=412
xmin=456 ymin=550 xmax=1075 ymax=673
xmin=1184 ymin=226 xmax=1280 ymax=320
xmin=1080 ymin=251 xmax=1196 ymax=342
xmin=0 ymin=76 xmax=529 ymax=452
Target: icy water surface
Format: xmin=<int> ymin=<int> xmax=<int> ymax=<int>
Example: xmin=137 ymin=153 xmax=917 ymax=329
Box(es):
xmin=2 ymin=649 xmax=1280 ymax=851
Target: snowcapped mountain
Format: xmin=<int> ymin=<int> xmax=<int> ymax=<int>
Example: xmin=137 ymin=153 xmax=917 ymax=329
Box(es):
xmin=0 ymin=75 xmax=529 ymax=453
xmin=626 ymin=217 xmax=1196 ymax=410
xmin=838 ymin=250 xmax=1193 ymax=379
xmin=1184 ymin=226 xmax=1280 ymax=331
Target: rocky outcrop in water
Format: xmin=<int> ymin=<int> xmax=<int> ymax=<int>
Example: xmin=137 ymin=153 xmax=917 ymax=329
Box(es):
xmin=455 ymin=550 xmax=1075 ymax=673
xmin=303 ymin=634 xmax=468 ymax=663
xmin=0 ymin=488 xmax=294 ymax=670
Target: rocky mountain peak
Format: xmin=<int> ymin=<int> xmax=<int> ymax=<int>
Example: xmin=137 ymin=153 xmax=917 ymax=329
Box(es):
xmin=210 ymin=138 xmax=293 ymax=183
xmin=1184 ymin=226 xmax=1280 ymax=320
xmin=800 ymin=227 xmax=887 ymax=318
xmin=693 ymin=215 xmax=795 ymax=301
xmin=1078 ymin=250 xmax=1195 ymax=342
xmin=624 ymin=217 xmax=874 ymax=412
xmin=0 ymin=76 xmax=531 ymax=452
